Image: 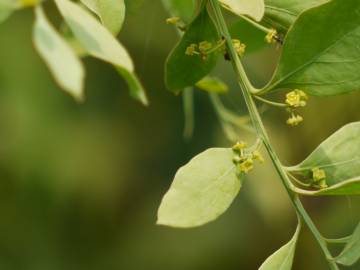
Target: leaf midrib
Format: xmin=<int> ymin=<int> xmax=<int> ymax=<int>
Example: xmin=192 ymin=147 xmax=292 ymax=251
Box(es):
xmin=269 ymin=20 xmax=360 ymax=91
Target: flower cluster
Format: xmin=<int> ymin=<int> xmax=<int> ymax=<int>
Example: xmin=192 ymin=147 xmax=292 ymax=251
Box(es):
xmin=185 ymin=39 xmax=246 ymax=60
xmin=285 ymin=89 xmax=308 ymax=126
xmin=185 ymin=41 xmax=217 ymax=60
xmin=232 ymin=141 xmax=264 ymax=174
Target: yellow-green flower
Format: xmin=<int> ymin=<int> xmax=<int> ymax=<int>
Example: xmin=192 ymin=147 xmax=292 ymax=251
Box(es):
xmin=312 ymin=167 xmax=326 ymax=182
xmin=20 ymin=0 xmax=39 ymax=7
xmin=285 ymin=90 xmax=308 ymax=108
xmin=238 ymin=158 xmax=254 ymax=174
xmin=166 ymin=17 xmax=180 ymax=25
xmin=198 ymin=41 xmax=213 ymax=53
xmin=286 ymin=114 xmax=303 ymax=126
xmin=232 ymin=39 xmax=246 ymax=57
xmin=265 ymin=29 xmax=277 ymax=44
xmin=252 ymin=150 xmax=264 ymax=163
xmin=185 ymin=44 xmax=198 ymax=56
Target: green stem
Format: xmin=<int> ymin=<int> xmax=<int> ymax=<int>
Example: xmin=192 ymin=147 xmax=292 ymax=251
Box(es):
xmin=324 ymin=236 xmax=352 ymax=244
xmin=209 ymin=1 xmax=339 ymax=269
xmin=238 ymin=14 xmax=271 ymax=34
xmin=254 ymin=95 xmax=288 ymax=108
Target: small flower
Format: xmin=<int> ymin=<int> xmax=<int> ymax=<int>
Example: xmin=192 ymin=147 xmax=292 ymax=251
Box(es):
xmin=238 ymin=158 xmax=254 ymax=174
xmin=265 ymin=29 xmax=278 ymax=44
xmin=312 ymin=167 xmax=326 ymax=182
xmin=285 ymin=90 xmax=308 ymax=108
xmin=198 ymin=41 xmax=213 ymax=54
xmin=185 ymin=44 xmax=198 ymax=56
xmin=166 ymin=17 xmax=181 ymax=25
xmin=20 ymin=0 xmax=39 ymax=7
xmin=252 ymin=150 xmax=264 ymax=163
xmin=232 ymin=141 xmax=247 ymax=152
xmin=286 ymin=114 xmax=303 ymax=126
xmin=232 ymin=39 xmax=246 ymax=57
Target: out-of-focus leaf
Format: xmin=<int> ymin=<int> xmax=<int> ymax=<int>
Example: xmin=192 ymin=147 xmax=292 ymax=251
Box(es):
xmin=259 ymin=223 xmax=300 ymax=270
xmin=80 ymin=0 xmax=125 ymax=35
xmin=287 ymin=122 xmax=360 ymax=195
xmin=263 ymin=0 xmax=328 ymax=32
xmin=165 ymin=7 xmax=220 ymax=92
xmin=263 ymin=0 xmax=360 ymax=96
xmin=0 ymin=0 xmax=18 ymax=23
xmin=157 ymin=148 xmax=241 ymax=228
xmin=33 ymin=6 xmax=85 ymax=101
xmin=229 ymin=18 xmax=266 ymax=53
xmin=54 ymin=0 xmax=148 ymax=105
xmin=161 ymin=0 xmax=195 ymax=23
xmin=196 ymin=76 xmax=228 ymax=93
xmin=337 ymin=222 xmax=360 ymax=266
xmin=219 ymin=0 xmax=265 ymax=22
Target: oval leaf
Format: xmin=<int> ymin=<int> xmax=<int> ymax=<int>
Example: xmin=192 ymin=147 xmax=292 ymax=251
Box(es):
xmin=219 ymin=0 xmax=265 ymax=22
xmin=162 ymin=0 xmax=195 ymax=23
xmin=80 ymin=0 xmax=125 ymax=35
xmin=337 ymin=222 xmax=360 ymax=266
xmin=165 ymin=7 xmax=220 ymax=92
xmin=157 ymin=148 xmax=241 ymax=228
xmin=264 ymin=0 xmax=360 ymax=96
xmin=54 ymin=0 xmax=148 ymax=105
xmin=259 ymin=223 xmax=300 ymax=270
xmin=263 ymin=0 xmax=328 ymax=32
xmin=33 ymin=6 xmax=85 ymax=101
xmin=287 ymin=122 xmax=360 ymax=195
xmin=196 ymin=76 xmax=228 ymax=93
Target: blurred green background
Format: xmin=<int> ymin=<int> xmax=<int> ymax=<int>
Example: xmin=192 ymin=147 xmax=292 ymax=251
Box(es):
xmin=0 ymin=1 xmax=360 ymax=269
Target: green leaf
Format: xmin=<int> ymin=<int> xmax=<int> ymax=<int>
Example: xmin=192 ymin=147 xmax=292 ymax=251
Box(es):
xmin=0 ymin=0 xmax=18 ymax=23
xmin=165 ymin=7 xmax=220 ymax=92
xmin=161 ymin=0 xmax=195 ymax=23
xmin=287 ymin=122 xmax=360 ymax=195
xmin=80 ymin=0 xmax=125 ymax=35
xmin=264 ymin=0 xmax=360 ymax=96
xmin=196 ymin=76 xmax=228 ymax=93
xmin=219 ymin=0 xmax=265 ymax=22
xmin=263 ymin=0 xmax=328 ymax=32
xmin=259 ymin=223 xmax=300 ymax=270
xmin=54 ymin=0 xmax=148 ymax=105
xmin=33 ymin=6 xmax=85 ymax=101
xmin=336 ymin=222 xmax=360 ymax=266
xmin=157 ymin=148 xmax=240 ymax=228
xmin=229 ymin=18 xmax=266 ymax=53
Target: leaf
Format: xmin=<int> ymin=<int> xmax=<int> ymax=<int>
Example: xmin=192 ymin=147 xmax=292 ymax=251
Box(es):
xmin=0 ymin=0 xmax=18 ymax=23
xmin=33 ymin=6 xmax=85 ymax=101
xmin=196 ymin=76 xmax=228 ymax=93
xmin=161 ymin=0 xmax=195 ymax=23
xmin=80 ymin=0 xmax=125 ymax=35
xmin=336 ymin=222 xmax=360 ymax=266
xmin=165 ymin=7 xmax=220 ymax=92
xmin=264 ymin=0 xmax=360 ymax=96
xmin=54 ymin=0 xmax=148 ymax=105
xmin=259 ymin=223 xmax=300 ymax=270
xmin=263 ymin=0 xmax=328 ymax=32
xmin=157 ymin=148 xmax=240 ymax=228
xmin=219 ymin=0 xmax=265 ymax=22
xmin=287 ymin=122 xmax=360 ymax=195
xmin=229 ymin=18 xmax=266 ymax=53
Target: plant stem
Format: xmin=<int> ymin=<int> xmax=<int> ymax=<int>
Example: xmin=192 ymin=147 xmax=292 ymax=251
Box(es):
xmin=253 ymin=95 xmax=288 ymax=108
xmin=209 ymin=1 xmax=339 ymax=269
xmin=238 ymin=14 xmax=271 ymax=34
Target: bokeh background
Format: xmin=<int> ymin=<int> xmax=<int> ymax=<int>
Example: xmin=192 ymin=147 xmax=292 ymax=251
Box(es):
xmin=0 ymin=1 xmax=360 ymax=269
